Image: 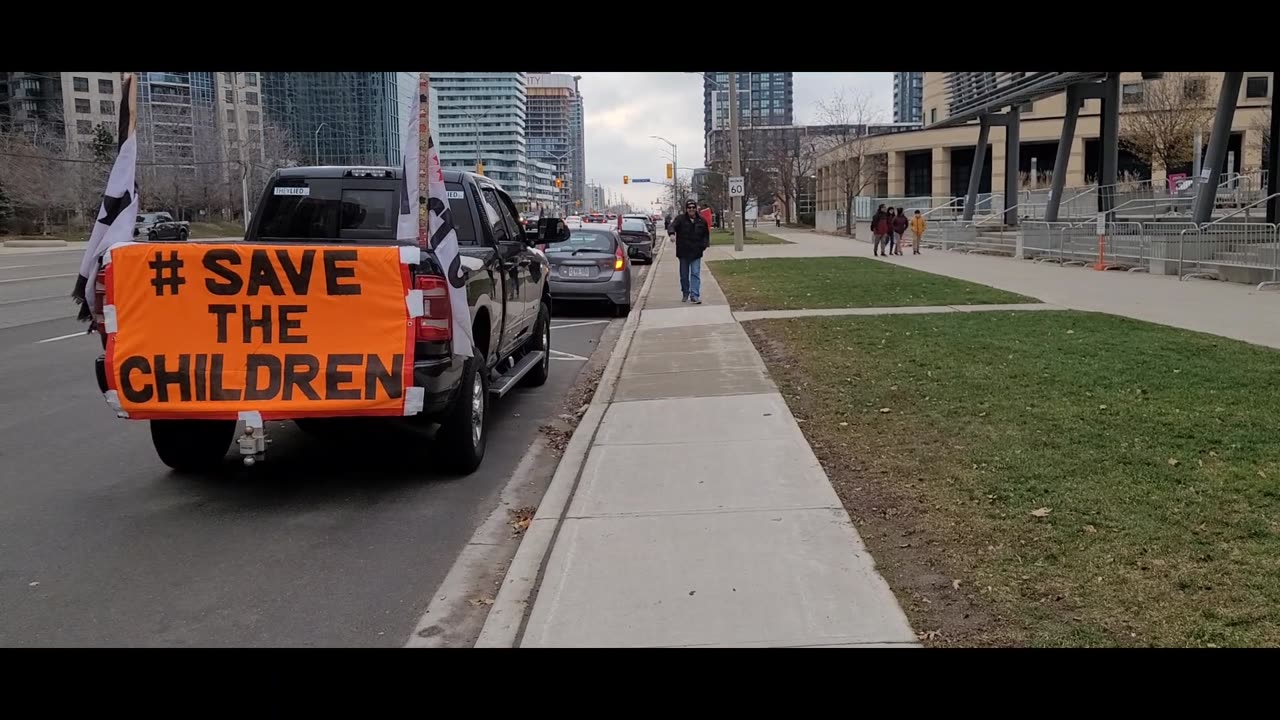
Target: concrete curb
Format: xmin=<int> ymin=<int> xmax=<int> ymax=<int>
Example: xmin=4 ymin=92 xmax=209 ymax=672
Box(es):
xmin=4 ymin=239 xmax=69 ymax=248
xmin=474 ymin=238 xmax=667 ymax=648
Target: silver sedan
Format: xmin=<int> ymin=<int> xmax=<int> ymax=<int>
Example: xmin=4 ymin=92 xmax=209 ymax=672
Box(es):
xmin=545 ymin=227 xmax=634 ymax=316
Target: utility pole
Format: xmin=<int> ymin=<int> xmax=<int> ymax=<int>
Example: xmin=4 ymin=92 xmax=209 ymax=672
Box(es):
xmin=728 ymin=71 xmax=744 ymax=251
xmin=229 ymin=71 xmax=250 ymax=231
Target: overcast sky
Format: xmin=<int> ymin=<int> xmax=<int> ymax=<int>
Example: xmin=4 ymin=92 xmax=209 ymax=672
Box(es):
xmin=566 ymin=72 xmax=893 ymax=211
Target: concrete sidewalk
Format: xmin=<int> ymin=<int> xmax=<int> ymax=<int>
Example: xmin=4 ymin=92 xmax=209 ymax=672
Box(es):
xmin=515 ymin=247 xmax=917 ymax=648
xmin=723 ymin=228 xmax=1280 ymax=351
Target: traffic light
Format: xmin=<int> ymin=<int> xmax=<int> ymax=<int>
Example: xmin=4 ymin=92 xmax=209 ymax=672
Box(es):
xmin=666 ymin=163 xmax=673 ymax=179
xmin=623 ymin=175 xmax=629 ymax=184
xmin=555 ymin=177 xmax=563 ymax=188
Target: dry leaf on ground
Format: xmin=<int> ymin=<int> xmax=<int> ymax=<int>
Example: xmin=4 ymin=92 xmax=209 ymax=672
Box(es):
xmin=1030 ymin=507 xmax=1052 ymax=518
xmin=508 ymin=506 xmax=536 ymax=536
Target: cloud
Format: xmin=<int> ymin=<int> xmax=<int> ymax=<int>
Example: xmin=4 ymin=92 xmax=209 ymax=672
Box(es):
xmin=565 ymin=72 xmax=893 ymax=211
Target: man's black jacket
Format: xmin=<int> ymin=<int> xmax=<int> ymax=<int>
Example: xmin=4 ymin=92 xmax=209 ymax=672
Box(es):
xmin=670 ymin=212 xmax=710 ymax=260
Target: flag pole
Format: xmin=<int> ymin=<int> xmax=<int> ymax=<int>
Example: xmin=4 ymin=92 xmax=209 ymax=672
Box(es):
xmin=418 ymin=72 xmax=430 ymax=250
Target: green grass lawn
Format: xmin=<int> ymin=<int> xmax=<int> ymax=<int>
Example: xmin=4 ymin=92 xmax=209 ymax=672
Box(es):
xmin=189 ymin=221 xmax=245 ymax=239
xmin=709 ymin=256 xmax=1036 ymax=311
xmin=709 ymin=229 xmax=789 ymax=246
xmin=745 ymin=310 xmax=1280 ymax=647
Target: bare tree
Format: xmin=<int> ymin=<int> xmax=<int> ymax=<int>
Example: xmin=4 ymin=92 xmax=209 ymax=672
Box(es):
xmin=767 ymin=129 xmax=822 ymax=224
xmin=1119 ymin=72 xmax=1215 ymax=176
xmin=814 ymin=88 xmax=887 ymax=236
xmin=1251 ymin=105 xmax=1271 ymax=173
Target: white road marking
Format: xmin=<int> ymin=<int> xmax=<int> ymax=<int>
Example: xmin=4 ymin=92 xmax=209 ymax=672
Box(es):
xmin=0 ymin=294 xmax=64 ymax=305
xmin=35 ymin=331 xmax=89 ymax=344
xmin=0 ymin=273 xmax=77 ymax=284
xmin=0 ymin=264 xmax=37 ymax=270
xmin=549 ymin=349 xmax=589 ymax=362
xmin=550 ymin=320 xmax=610 ymax=330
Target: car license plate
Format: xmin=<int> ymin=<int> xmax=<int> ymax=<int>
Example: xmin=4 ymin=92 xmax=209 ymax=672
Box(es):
xmin=561 ymin=266 xmax=593 ymax=279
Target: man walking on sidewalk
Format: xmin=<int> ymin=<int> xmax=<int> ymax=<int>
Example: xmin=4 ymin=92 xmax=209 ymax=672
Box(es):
xmin=670 ymin=199 xmax=710 ymax=303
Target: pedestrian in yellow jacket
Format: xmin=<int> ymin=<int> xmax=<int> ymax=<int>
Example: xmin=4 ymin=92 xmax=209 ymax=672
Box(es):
xmin=909 ymin=210 xmax=927 ymax=255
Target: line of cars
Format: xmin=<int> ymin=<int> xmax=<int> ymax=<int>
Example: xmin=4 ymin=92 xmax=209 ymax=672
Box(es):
xmin=543 ymin=212 xmax=662 ymax=317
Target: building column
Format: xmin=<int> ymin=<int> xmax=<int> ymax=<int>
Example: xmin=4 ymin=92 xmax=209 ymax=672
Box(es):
xmin=1004 ymin=107 xmax=1021 ymax=226
xmin=1194 ymin=72 xmax=1245 ymax=224
xmin=1269 ymin=78 xmax=1278 ymax=223
xmin=963 ymin=116 xmax=992 ymax=220
xmin=1045 ymin=86 xmax=1080 ymax=222
xmin=1098 ymin=73 xmax=1122 ymax=218
xmin=886 ymin=150 xmax=905 ymax=197
xmin=991 ymin=132 xmax=1006 ymax=209
xmin=933 ymin=148 xmax=951 ymax=202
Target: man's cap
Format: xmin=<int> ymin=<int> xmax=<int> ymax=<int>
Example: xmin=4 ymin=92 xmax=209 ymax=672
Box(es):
xmin=685 ymin=200 xmax=697 ymax=208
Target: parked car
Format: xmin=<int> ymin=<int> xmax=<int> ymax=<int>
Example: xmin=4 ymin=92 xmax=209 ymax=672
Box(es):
xmin=92 ymin=166 xmax=570 ymax=474
xmin=544 ymin=226 xmax=632 ymax=316
xmin=618 ymin=217 xmax=655 ymax=263
xmin=624 ymin=214 xmax=658 ymax=243
xmin=135 ymin=212 xmax=189 ymax=242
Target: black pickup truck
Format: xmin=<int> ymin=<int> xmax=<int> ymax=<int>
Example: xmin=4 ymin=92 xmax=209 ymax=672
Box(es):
xmin=93 ymin=166 xmax=570 ymax=474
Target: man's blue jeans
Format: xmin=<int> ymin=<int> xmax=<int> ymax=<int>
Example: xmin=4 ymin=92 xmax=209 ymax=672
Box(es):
xmin=678 ymin=257 xmax=702 ymax=299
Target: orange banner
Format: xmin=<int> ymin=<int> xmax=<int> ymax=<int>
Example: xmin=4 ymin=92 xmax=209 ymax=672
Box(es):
xmin=104 ymin=243 xmax=414 ymax=419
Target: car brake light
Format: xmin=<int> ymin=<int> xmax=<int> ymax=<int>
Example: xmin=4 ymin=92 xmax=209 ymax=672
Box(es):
xmin=415 ymin=274 xmax=452 ymax=342
xmin=614 ymin=244 xmax=625 ymax=271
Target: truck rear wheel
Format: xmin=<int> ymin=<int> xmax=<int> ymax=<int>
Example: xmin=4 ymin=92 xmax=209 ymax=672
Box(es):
xmin=437 ymin=342 xmax=487 ymax=474
xmin=150 ymin=419 xmax=236 ymax=473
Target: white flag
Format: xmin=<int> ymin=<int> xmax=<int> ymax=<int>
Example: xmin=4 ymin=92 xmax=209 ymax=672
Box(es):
xmin=398 ymin=74 xmax=473 ymax=358
xmin=73 ymin=74 xmax=139 ymax=321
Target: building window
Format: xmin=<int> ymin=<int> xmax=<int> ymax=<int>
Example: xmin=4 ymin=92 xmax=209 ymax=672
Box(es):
xmin=100 ymin=100 xmax=114 ymax=114
xmin=245 ymin=72 xmax=258 ymax=87
xmin=1183 ymin=76 xmax=1206 ymax=101
xmin=226 ymin=108 xmax=236 ymax=124
xmin=101 ymin=122 xmax=116 ymax=135
xmin=98 ymin=78 xmax=114 ymax=95
xmin=1246 ymin=75 xmax=1269 ymax=99
xmin=75 ymin=98 xmax=91 ymax=113
xmin=247 ymin=110 xmax=259 ymax=124
xmin=248 ymin=129 xmax=261 ymax=144
xmin=223 ymin=72 xmax=233 ymax=84
xmin=227 ymin=128 xmax=238 ymax=144
xmin=1122 ymin=83 xmax=1144 ymax=105
xmin=1019 ymin=101 xmax=1034 ymax=113
xmin=77 ymin=119 xmax=93 ymax=134
xmin=224 ymin=89 xmax=233 ymax=103
xmin=73 ymin=76 xmax=89 ymax=92
xmin=930 ymin=108 xmax=937 ymax=123
xmin=245 ymin=91 xmax=258 ymax=106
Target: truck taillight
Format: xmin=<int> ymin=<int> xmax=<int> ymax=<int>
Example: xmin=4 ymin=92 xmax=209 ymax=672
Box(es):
xmin=415 ymin=274 xmax=452 ymax=343
xmin=614 ymin=244 xmax=625 ymax=271
xmin=94 ymin=268 xmax=108 ymax=342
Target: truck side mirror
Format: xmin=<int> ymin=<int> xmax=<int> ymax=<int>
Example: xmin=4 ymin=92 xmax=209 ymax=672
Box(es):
xmin=528 ymin=218 xmax=571 ymax=245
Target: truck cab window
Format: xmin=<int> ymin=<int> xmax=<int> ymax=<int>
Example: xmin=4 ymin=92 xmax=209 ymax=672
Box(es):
xmin=481 ymin=188 xmax=512 ymax=243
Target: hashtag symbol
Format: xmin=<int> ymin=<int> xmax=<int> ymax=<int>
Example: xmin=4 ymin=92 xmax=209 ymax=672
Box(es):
xmin=148 ymin=250 xmax=186 ymax=296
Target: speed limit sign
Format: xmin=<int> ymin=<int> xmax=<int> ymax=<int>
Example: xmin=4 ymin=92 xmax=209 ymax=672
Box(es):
xmin=728 ymin=176 xmax=744 ymax=197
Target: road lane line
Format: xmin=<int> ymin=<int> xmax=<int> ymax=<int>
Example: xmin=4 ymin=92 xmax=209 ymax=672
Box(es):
xmin=35 ymin=331 xmax=90 ymax=344
xmin=0 ymin=294 xmax=64 ymax=305
xmin=0 ymin=264 xmax=38 ymax=270
xmin=0 ymin=273 xmax=77 ymax=284
xmin=549 ymin=349 xmax=589 ymax=362
xmin=550 ymin=320 xmax=610 ymax=330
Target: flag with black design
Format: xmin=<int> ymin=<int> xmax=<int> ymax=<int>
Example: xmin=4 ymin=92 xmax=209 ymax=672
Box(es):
xmin=398 ymin=73 xmax=473 ymax=358
xmin=72 ymin=72 xmax=139 ymax=322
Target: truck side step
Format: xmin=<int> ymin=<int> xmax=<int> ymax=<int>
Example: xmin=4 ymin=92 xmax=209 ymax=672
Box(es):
xmin=489 ymin=351 xmax=544 ymax=398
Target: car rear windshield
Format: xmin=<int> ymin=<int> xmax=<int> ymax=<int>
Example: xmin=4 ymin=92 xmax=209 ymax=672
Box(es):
xmin=621 ymin=218 xmax=649 ymax=232
xmin=255 ymin=177 xmax=478 ymax=244
xmin=546 ymin=231 xmax=616 ymax=254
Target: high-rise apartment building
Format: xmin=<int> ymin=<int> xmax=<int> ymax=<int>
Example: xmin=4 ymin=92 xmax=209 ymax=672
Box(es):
xmin=702 ymin=72 xmax=793 ymax=163
xmin=523 ymin=73 xmax=586 ymax=210
xmin=262 ymin=72 xmax=411 ymax=167
xmin=893 ymin=72 xmax=924 ymax=124
xmin=429 ymin=72 xmax=529 ymax=206
xmin=1 ymin=72 xmax=123 ymax=153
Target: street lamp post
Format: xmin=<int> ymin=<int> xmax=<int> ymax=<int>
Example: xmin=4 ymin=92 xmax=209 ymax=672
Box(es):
xmin=313 ymin=122 xmax=328 ymax=164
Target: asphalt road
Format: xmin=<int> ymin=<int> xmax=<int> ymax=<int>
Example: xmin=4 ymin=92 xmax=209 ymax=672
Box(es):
xmin=0 ymin=244 xmax=650 ymax=646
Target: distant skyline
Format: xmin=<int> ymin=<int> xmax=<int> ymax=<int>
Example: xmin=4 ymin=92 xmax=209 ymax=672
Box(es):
xmin=568 ymin=72 xmax=892 ymax=210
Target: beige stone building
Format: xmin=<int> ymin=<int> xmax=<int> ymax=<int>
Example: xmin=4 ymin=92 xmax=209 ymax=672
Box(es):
xmin=816 ymin=72 xmax=1273 ymax=213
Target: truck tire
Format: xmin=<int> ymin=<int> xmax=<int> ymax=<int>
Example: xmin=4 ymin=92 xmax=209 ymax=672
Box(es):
xmin=436 ymin=342 xmax=487 ymax=474
xmin=521 ymin=300 xmax=551 ymax=388
xmin=178 ymin=228 xmax=189 ymax=241
xmin=150 ymin=419 xmax=236 ymax=472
